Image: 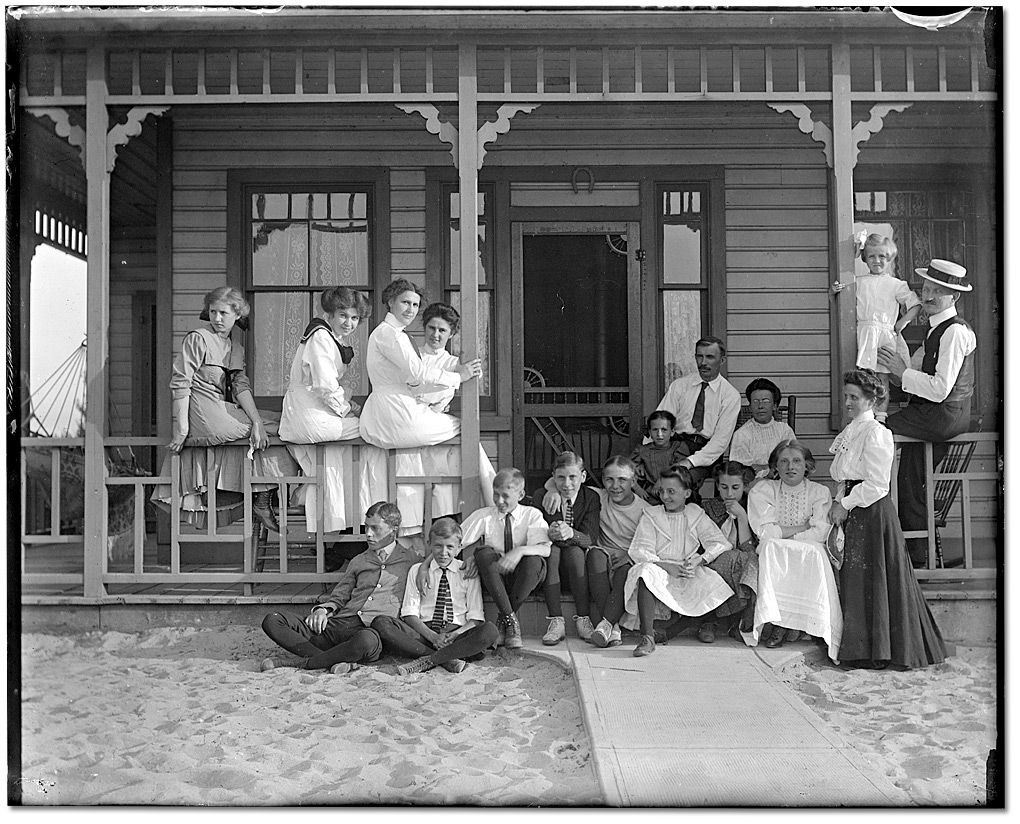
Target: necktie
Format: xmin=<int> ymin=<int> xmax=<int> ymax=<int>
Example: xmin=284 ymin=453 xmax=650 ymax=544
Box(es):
xmin=691 ymin=381 xmax=709 ymax=434
xmin=503 ymin=512 xmax=514 ymax=554
xmin=404 ymin=329 xmax=422 ymax=359
xmin=429 ymin=568 xmax=454 ymax=632
xmin=563 ymin=498 xmax=573 ymax=527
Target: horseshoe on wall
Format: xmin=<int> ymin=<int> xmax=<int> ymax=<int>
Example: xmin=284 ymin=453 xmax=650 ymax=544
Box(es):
xmin=571 ymin=166 xmax=595 ymax=194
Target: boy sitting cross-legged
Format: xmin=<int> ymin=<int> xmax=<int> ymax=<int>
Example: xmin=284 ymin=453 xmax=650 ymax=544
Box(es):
xmin=259 ymin=500 xmax=419 ymax=674
xmin=372 ymin=517 xmax=500 ymax=676
xmin=458 ymin=467 xmax=552 ymax=650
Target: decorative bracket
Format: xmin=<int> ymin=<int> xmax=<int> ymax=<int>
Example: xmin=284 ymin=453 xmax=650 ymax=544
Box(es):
xmin=767 ymin=102 xmax=833 ymax=167
xmin=476 ymin=104 xmax=540 ymax=167
xmin=27 ymin=107 xmax=87 ymax=170
xmin=396 ymin=103 xmax=460 ymax=166
xmin=850 ymin=103 xmax=912 ymax=165
xmin=106 ymin=106 xmax=168 ymax=173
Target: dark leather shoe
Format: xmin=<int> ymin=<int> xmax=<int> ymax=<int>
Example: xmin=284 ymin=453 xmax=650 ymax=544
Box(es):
xmin=766 ymin=628 xmax=786 ymax=649
xmin=253 ymin=492 xmax=280 ymax=532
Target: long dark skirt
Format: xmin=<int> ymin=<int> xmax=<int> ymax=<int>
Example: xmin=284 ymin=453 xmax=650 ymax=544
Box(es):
xmin=838 ymin=494 xmax=947 ymax=668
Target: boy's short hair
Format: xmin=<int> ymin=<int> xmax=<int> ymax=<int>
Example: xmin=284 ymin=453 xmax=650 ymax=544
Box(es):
xmin=365 ymin=500 xmax=402 ymax=529
xmin=860 ymin=233 xmax=898 ymax=262
xmin=767 ymin=439 xmax=817 ymax=477
xmin=744 ymin=377 xmax=782 ymax=405
xmin=493 ymin=467 xmax=526 ymax=490
xmin=646 ymin=409 xmax=677 ymax=432
xmin=658 ymin=465 xmax=694 ymax=491
xmin=553 ymin=451 xmax=585 ymax=472
xmin=603 ymin=454 xmax=637 ymax=475
xmin=428 ymin=517 xmax=462 ymax=543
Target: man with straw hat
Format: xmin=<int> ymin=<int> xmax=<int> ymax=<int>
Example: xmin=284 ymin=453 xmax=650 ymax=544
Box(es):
xmin=877 ymin=258 xmax=976 ymax=567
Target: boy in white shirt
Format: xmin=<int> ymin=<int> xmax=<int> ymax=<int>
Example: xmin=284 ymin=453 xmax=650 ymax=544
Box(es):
xmin=373 ymin=518 xmax=499 ymax=676
xmin=459 ymin=467 xmax=552 ymax=649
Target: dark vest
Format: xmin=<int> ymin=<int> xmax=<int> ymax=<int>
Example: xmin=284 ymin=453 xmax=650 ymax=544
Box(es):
xmin=917 ymin=316 xmax=974 ymax=404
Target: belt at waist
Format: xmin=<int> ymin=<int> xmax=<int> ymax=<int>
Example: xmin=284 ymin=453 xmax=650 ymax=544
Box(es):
xmin=844 ymin=479 xmax=863 ymax=496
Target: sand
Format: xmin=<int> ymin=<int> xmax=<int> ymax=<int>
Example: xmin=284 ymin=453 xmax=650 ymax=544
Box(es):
xmin=18 ymin=624 xmax=601 ymax=806
xmin=781 ymin=644 xmax=998 ymax=806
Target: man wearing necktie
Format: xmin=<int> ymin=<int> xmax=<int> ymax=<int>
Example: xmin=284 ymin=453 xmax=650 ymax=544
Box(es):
xmin=877 ymin=259 xmax=977 ymax=567
xmin=655 ymin=337 xmax=741 ymax=493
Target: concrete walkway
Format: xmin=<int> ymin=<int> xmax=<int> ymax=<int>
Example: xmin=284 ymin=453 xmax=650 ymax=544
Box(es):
xmin=522 ymin=634 xmax=911 ymax=807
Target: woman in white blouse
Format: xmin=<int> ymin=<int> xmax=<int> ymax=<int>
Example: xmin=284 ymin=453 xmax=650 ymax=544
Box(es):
xmin=748 ymin=440 xmax=842 ymax=661
xmin=827 ymin=368 xmax=947 ymax=669
xmin=279 ymin=287 xmax=385 ymax=533
xmin=360 ymin=279 xmax=495 ymax=532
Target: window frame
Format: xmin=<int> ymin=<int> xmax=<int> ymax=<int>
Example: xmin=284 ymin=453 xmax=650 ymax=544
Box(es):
xmin=226 ymin=168 xmax=390 ymax=408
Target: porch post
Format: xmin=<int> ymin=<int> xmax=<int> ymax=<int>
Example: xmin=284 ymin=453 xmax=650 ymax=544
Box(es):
xmin=830 ymin=43 xmax=856 ymax=430
xmin=457 ymin=45 xmax=481 ymax=510
xmin=83 ymin=48 xmax=111 ymax=596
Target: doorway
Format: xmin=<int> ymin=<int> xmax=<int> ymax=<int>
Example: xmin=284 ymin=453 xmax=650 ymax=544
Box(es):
xmin=511 ymin=222 xmax=641 ymax=489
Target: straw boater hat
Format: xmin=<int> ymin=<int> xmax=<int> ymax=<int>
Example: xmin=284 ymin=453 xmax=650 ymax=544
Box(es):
xmin=915 ymin=259 xmax=972 ymax=292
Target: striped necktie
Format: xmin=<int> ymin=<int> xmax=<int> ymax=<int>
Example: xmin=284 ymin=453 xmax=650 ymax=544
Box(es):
xmin=563 ymin=498 xmax=573 ymax=527
xmin=429 ymin=568 xmax=454 ymax=632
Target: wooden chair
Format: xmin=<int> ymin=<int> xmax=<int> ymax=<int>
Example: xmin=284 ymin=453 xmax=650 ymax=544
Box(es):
xmin=569 ymin=419 xmax=615 ymax=486
xmin=931 ymin=438 xmax=978 ymax=568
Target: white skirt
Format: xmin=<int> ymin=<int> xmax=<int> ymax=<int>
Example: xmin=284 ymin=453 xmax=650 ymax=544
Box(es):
xmin=751 ymin=537 xmax=843 ymax=661
xmin=620 ymin=561 xmax=733 ymax=630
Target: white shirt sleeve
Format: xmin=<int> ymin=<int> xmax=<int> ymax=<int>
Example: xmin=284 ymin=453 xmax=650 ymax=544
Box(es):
xmin=901 ymin=323 xmax=976 ymax=402
xmin=303 ymin=330 xmax=350 ymax=416
xmin=378 ymin=323 xmax=462 ymax=391
xmin=689 ymin=383 xmax=740 ymax=468
xmin=464 ymin=574 xmax=486 ymax=622
xmin=691 ymin=507 xmax=732 ymax=563
xmin=841 ymin=426 xmax=893 ymax=511
xmin=400 ymin=563 xmax=423 ymax=618
xmin=627 ymin=510 xmax=661 ymax=564
xmin=458 ymin=509 xmax=488 ymax=550
xmin=747 ymin=483 xmax=782 ymax=540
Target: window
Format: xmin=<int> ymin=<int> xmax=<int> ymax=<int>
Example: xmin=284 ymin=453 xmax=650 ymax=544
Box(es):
xmin=240 ymin=183 xmax=378 ymax=403
xmin=443 ymin=183 xmax=495 ymax=409
xmin=659 ymin=185 xmax=710 ymax=383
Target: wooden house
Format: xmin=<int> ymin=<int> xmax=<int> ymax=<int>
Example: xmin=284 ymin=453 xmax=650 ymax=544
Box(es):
xmin=11 ymin=6 xmax=1001 ymax=603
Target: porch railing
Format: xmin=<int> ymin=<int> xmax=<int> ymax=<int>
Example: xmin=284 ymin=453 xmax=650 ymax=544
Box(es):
xmin=891 ymin=431 xmax=1001 ymax=582
xmin=20 ymin=436 xmax=460 ymax=599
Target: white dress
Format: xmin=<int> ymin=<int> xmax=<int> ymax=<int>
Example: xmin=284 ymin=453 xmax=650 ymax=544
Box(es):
xmin=360 ymin=313 xmax=495 ymax=530
xmin=748 ymin=479 xmax=842 ymax=661
xmin=279 ymin=323 xmax=387 ymax=532
xmin=854 ymin=273 xmax=920 ymax=371
xmin=621 ymin=504 xmax=734 ymax=630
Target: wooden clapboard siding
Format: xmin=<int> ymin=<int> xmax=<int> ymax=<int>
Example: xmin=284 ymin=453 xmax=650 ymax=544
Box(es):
xmin=722 ymin=161 xmax=835 ymax=473
xmin=390 ymin=168 xmax=427 ymax=280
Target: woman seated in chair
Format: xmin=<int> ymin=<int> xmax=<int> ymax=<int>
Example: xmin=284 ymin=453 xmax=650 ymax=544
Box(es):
xmin=279 ymin=286 xmax=387 ymax=534
xmin=152 ymin=286 xmax=299 ymax=532
xmin=359 ymin=279 xmax=496 ymax=534
xmin=728 ymin=377 xmax=797 ymax=482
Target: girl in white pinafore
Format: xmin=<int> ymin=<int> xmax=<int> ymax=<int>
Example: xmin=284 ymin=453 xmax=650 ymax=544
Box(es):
xmin=748 ymin=440 xmax=842 ymax=661
xmin=359 ymin=279 xmax=495 ymax=533
xmin=279 ymin=287 xmax=387 ymax=533
xmin=620 ymin=467 xmax=733 ymax=656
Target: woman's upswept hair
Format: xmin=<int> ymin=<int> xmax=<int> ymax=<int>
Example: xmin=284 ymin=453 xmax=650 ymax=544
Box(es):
xmin=767 ymin=439 xmax=816 ymax=478
xmin=843 ymin=368 xmax=888 ymax=403
xmin=381 ymin=278 xmax=425 ymax=309
xmin=321 ymin=287 xmax=372 ymax=321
